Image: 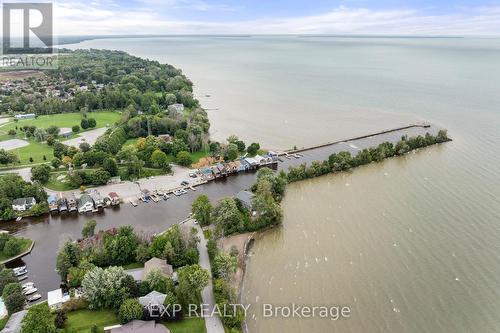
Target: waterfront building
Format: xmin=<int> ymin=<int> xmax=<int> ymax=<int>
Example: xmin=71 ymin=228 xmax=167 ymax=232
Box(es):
xmin=47 ymin=288 xmax=70 ymax=310
xmin=77 ymin=194 xmax=94 ymax=213
xmin=199 ymin=167 xmax=214 ymax=180
xmin=89 ymin=190 xmax=104 ymax=209
xmin=67 ymin=193 xmax=78 ymax=212
xmin=57 ymin=193 xmax=68 ymax=212
xmin=108 ymin=192 xmax=121 ymax=205
xmin=11 ymin=197 xmax=36 ymax=211
xmin=47 ymin=195 xmax=58 ymax=212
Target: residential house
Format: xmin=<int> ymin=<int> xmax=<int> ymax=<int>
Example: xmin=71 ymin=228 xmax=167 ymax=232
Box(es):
xmin=158 ymin=134 xmax=172 ymax=143
xmin=108 ymin=320 xmax=170 ymax=333
xmin=216 ymin=163 xmax=227 ymax=177
xmin=47 ymin=195 xmax=58 ymax=212
xmin=77 ymin=194 xmax=94 ymax=213
xmin=47 ymin=288 xmax=70 ymax=310
xmin=139 ymin=291 xmax=167 ymax=318
xmin=236 ymin=190 xmax=255 ymax=211
xmin=11 ymin=197 xmax=36 ymax=212
xmin=142 ymin=257 xmax=173 ymax=280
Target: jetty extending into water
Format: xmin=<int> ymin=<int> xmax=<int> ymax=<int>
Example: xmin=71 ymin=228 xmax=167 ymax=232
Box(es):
xmin=280 ymin=123 xmax=432 ymax=155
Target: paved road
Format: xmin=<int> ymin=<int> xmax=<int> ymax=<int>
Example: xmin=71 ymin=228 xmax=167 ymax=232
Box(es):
xmin=190 ymin=220 xmax=225 ymax=333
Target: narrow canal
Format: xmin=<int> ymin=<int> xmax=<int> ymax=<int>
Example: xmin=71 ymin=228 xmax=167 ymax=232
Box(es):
xmin=2 ymin=126 xmax=437 ymax=300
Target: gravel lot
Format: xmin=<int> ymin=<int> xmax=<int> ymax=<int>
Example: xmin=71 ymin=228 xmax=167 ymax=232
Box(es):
xmin=0 ymin=139 xmax=29 ymax=150
xmin=63 ymin=127 xmax=108 ymax=148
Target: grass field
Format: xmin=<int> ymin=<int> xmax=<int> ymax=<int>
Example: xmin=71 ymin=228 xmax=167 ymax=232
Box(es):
xmin=63 ymin=309 xmax=119 ymax=333
xmin=0 ymin=238 xmax=32 ymax=262
xmin=0 ymin=111 xmax=121 ymax=167
xmin=164 ymin=318 xmax=207 ymax=333
xmin=1 ymin=111 xmax=121 ymax=133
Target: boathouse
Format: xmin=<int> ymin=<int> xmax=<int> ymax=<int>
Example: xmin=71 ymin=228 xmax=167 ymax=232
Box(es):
xmin=77 ymin=194 xmax=94 ymax=213
xmin=47 ymin=195 xmax=58 ymax=212
xmin=11 ymin=197 xmax=36 ymax=212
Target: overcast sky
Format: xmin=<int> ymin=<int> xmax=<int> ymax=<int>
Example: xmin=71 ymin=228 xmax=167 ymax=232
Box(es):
xmin=6 ymin=0 xmax=500 ymax=36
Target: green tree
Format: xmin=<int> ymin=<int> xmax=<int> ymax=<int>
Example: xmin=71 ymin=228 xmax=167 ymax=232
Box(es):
xmin=213 ymin=252 xmax=237 ymax=282
xmin=135 ymin=244 xmax=151 ymax=263
xmin=118 ymin=298 xmax=143 ymax=324
xmin=4 ymin=238 xmax=21 ymax=256
xmin=145 ymin=268 xmax=174 ymax=294
xmin=212 ymin=198 xmax=244 ymax=236
xmin=150 ymin=149 xmax=170 ymax=170
xmin=72 ymin=125 xmax=80 ymax=133
xmin=191 ymin=195 xmax=212 ymax=226
xmin=0 ymin=268 xmax=17 ymax=294
xmin=246 ymin=142 xmax=260 ymax=156
xmin=82 ymin=219 xmax=97 ymax=238
xmin=22 ymin=303 xmax=58 ymax=333
xmin=176 ymin=151 xmax=192 ymax=167
xmin=3 ymin=282 xmax=25 ymax=314
xmin=176 ymin=264 xmax=209 ymax=309
xmin=51 ymin=157 xmax=62 ymax=168
xmin=56 ymin=241 xmax=81 ymax=280
xmin=224 ymin=143 xmax=239 ymax=161
xmin=102 ymin=157 xmax=119 ymax=177
xmin=31 ymin=164 xmax=51 ymax=183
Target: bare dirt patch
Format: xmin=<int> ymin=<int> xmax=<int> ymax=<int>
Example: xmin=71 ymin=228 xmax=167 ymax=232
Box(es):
xmin=0 ymin=70 xmax=44 ymax=81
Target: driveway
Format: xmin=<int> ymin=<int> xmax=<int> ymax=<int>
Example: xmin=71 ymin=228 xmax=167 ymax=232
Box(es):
xmin=190 ymin=220 xmax=225 ymax=333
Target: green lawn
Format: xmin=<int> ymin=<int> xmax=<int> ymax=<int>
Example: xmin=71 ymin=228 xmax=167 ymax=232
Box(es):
xmin=121 ymin=262 xmax=144 ymax=270
xmin=45 ymin=171 xmax=75 ymax=191
xmin=164 ymin=318 xmax=206 ymax=333
xmin=0 ymin=111 xmax=122 ymax=167
xmin=2 ymin=111 xmax=121 ymax=133
xmin=63 ymin=309 xmax=119 ymax=333
xmin=0 ymin=238 xmax=32 ymax=262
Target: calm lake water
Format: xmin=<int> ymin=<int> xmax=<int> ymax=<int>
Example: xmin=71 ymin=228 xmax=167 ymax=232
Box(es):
xmin=62 ymin=36 xmax=500 ymax=332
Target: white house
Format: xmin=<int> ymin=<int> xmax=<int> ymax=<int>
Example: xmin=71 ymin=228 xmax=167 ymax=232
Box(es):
xmin=11 ymin=197 xmax=36 ymax=212
xmin=47 ymin=289 xmax=70 ymax=310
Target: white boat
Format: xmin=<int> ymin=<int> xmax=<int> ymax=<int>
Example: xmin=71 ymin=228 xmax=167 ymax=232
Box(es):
xmin=27 ymin=293 xmax=41 ymax=302
xmin=22 ymin=282 xmax=34 ymax=289
xmin=293 ymin=154 xmax=300 ymax=158
xmin=24 ymin=287 xmax=37 ymax=295
xmin=162 ymin=194 xmax=169 ymax=200
xmin=17 ymin=275 xmax=27 ymax=281
xmin=16 ymin=216 xmax=22 ymax=222
xmin=13 ymin=266 xmax=26 ymax=272
xmin=14 ymin=269 xmax=27 ymax=277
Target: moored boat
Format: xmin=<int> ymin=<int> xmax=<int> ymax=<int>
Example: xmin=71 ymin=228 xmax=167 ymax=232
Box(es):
xmin=27 ymin=293 xmax=41 ymax=302
xmin=23 ymin=287 xmax=37 ymax=295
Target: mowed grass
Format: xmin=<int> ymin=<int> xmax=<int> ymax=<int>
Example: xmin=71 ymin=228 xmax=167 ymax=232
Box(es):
xmin=2 ymin=111 xmax=121 ymax=133
xmin=0 ymin=238 xmax=32 ymax=262
xmin=0 ymin=111 xmax=121 ymax=167
xmin=164 ymin=318 xmax=207 ymax=333
xmin=63 ymin=309 xmax=119 ymax=333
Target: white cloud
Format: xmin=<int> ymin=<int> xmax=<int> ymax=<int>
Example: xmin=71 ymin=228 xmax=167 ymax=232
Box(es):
xmin=7 ymin=2 xmax=500 ymax=36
